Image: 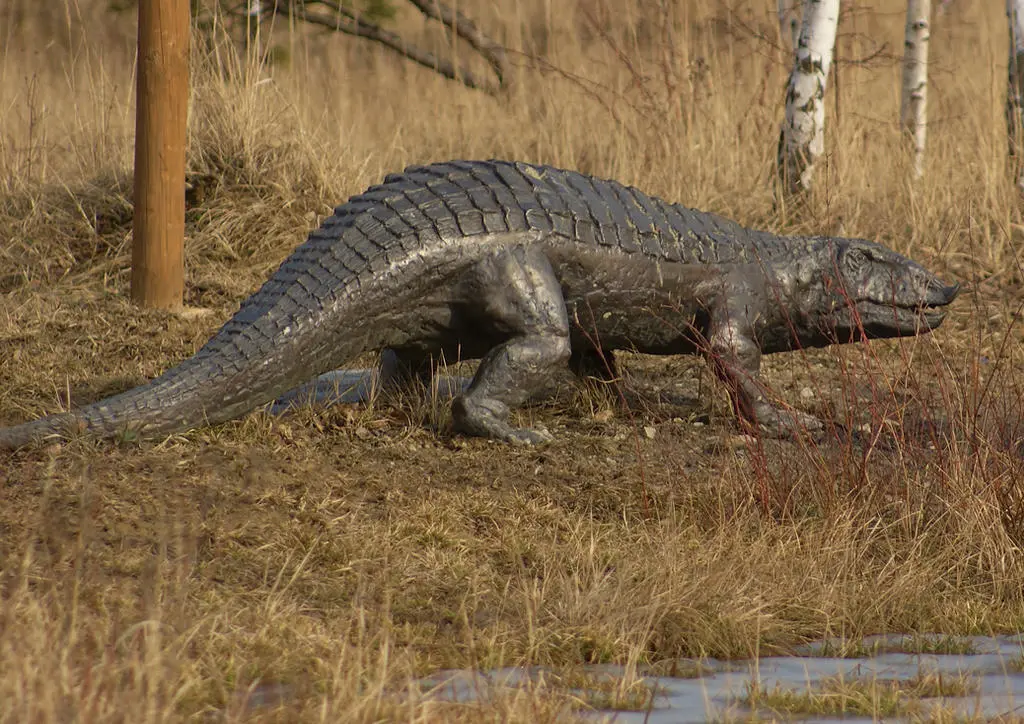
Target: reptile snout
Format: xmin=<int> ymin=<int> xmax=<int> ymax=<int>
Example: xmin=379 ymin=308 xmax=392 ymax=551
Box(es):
xmin=924 ymin=280 xmax=959 ymax=308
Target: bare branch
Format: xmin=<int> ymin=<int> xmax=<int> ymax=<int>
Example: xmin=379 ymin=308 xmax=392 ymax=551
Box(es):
xmin=257 ymin=0 xmax=499 ymax=93
xmin=405 ymin=0 xmax=508 ymax=88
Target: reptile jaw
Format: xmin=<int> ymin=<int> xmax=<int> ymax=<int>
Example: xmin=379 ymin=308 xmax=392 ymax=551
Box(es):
xmin=918 ymin=306 xmax=949 ymax=330
xmin=915 ymin=280 xmax=959 ymax=329
xmin=838 ymin=289 xmax=956 ymax=339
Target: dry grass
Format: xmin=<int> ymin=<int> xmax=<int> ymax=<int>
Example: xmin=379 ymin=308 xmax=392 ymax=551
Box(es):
xmin=2 ymin=0 xmax=1024 ymax=721
xmin=740 ymin=670 xmax=980 ymax=718
xmin=810 ymin=634 xmax=979 ymax=658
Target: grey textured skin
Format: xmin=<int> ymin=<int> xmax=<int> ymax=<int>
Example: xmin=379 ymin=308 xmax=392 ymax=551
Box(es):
xmin=0 ymin=160 xmax=959 ymax=448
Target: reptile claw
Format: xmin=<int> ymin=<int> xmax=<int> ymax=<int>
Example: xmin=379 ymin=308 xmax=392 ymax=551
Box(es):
xmin=507 ymin=426 xmax=553 ymax=445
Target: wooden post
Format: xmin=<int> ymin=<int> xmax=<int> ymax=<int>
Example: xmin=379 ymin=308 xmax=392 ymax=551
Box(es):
xmin=132 ymin=0 xmax=189 ymax=309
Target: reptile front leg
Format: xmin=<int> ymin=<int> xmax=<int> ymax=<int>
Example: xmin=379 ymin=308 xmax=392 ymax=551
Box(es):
xmin=707 ymin=296 xmax=823 ymax=438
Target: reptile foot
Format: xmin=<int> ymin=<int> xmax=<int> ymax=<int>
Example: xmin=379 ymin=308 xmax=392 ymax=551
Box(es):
xmin=745 ymin=405 xmax=825 ymax=439
xmin=451 ymin=396 xmax=551 ymax=445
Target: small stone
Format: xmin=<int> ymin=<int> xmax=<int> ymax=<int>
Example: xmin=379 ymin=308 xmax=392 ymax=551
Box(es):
xmin=800 ymin=386 xmax=815 ymax=400
xmin=643 ymin=425 xmax=657 ymax=439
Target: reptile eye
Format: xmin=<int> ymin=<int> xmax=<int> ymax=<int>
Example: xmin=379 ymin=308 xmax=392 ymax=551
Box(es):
xmin=843 ymin=249 xmax=869 ymax=275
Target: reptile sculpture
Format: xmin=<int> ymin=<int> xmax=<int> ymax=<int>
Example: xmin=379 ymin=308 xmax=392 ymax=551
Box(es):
xmin=0 ymin=160 xmax=959 ymax=448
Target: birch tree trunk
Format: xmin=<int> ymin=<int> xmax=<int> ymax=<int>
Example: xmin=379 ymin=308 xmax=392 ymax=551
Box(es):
xmin=901 ymin=0 xmax=931 ymax=179
xmin=778 ymin=0 xmax=802 ymax=51
xmin=245 ymin=0 xmax=262 ymax=63
xmin=777 ymin=0 xmax=840 ymax=196
xmin=1008 ymin=0 xmax=1024 ymax=191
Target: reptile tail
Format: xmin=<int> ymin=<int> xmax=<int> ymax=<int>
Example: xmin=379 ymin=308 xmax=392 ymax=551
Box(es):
xmin=0 ymin=306 xmax=339 ymax=449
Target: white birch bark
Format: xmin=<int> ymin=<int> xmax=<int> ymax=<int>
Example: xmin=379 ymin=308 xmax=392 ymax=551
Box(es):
xmin=777 ymin=0 xmax=840 ymax=196
xmin=778 ymin=0 xmax=803 ymax=51
xmin=244 ymin=0 xmax=262 ymax=61
xmin=1008 ymin=0 xmax=1024 ymax=191
xmin=901 ymin=0 xmax=931 ymax=179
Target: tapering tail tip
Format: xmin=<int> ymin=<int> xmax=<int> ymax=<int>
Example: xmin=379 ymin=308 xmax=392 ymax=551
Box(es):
xmin=0 ymin=415 xmax=80 ymax=451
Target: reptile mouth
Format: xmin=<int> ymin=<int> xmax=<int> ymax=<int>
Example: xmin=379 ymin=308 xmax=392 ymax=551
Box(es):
xmin=919 ymin=306 xmax=948 ymax=328
xmin=851 ymin=294 xmax=953 ymax=337
xmin=916 ymin=281 xmax=959 ymax=327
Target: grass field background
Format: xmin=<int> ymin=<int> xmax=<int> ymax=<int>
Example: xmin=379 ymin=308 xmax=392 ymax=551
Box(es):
xmin=2 ymin=0 xmax=1024 ymax=721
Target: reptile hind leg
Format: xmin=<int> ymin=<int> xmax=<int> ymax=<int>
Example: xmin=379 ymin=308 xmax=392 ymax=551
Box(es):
xmin=451 ymin=246 xmax=571 ymax=444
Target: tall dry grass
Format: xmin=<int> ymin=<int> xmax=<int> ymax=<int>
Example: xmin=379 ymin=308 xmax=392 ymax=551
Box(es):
xmin=2 ymin=0 xmax=1024 ymax=721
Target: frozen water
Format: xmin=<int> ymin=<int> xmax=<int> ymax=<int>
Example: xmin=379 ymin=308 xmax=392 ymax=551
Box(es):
xmin=417 ymin=634 xmax=1024 ymax=722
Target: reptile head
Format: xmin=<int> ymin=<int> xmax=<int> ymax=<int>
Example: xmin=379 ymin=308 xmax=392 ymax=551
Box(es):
xmin=816 ymin=239 xmax=959 ymax=341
